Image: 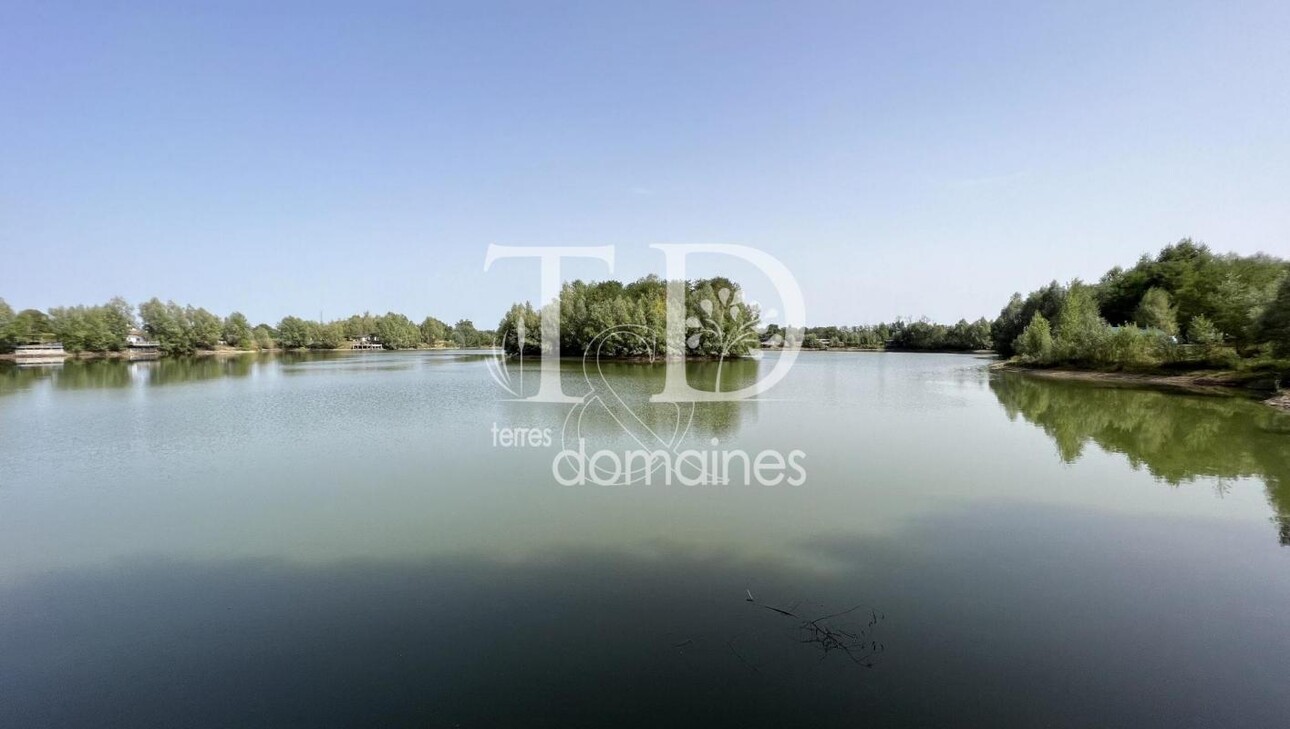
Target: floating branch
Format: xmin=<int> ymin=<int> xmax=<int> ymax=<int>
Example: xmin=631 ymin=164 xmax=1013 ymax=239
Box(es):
xmin=745 ymin=592 xmax=886 ymax=668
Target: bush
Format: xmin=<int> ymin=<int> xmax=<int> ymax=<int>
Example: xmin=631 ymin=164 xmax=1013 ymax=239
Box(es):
xmin=1015 ymin=312 xmax=1054 ymax=364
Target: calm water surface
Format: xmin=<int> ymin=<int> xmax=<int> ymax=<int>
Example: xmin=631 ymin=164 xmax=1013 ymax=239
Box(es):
xmin=1 ymin=351 xmax=1288 ymax=727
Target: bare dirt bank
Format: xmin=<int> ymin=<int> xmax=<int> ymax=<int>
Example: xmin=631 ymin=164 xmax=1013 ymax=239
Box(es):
xmin=991 ymin=361 xmax=1288 ymax=411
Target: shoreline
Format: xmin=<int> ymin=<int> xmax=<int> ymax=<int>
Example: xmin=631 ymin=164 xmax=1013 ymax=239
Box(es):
xmin=991 ymin=361 xmax=1288 ymax=411
xmin=0 ymin=345 xmax=499 ymax=362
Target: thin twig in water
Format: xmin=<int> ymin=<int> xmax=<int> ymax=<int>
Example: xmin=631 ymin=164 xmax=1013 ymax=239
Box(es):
xmin=727 ymin=638 xmax=761 ymax=675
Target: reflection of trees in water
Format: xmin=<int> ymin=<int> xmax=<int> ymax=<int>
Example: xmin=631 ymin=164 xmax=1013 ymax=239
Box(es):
xmin=497 ymin=358 xmax=761 ymax=440
xmin=990 ymin=372 xmax=1290 ymax=544
xmin=578 ymin=358 xmax=759 ymax=439
xmin=53 ymin=360 xmax=135 ymax=390
xmin=136 ymin=356 xmax=261 ymax=386
xmin=0 ymin=356 xmax=267 ymax=393
xmin=0 ymin=363 xmax=56 ymax=397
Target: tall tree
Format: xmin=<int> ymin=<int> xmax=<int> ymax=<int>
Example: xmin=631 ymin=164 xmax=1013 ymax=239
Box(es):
xmin=277 ymin=316 xmax=312 ymax=349
xmin=374 ymin=313 xmax=421 ymax=349
xmin=0 ymin=298 xmax=13 ymax=351
xmin=222 ymin=312 xmax=253 ymax=348
xmin=1258 ymin=275 xmax=1290 ymax=357
xmin=1016 ymin=312 xmax=1054 ymax=363
xmin=1054 ymin=283 xmax=1108 ymax=362
xmin=1134 ymin=287 xmax=1178 ymax=335
xmin=419 ymin=316 xmax=448 ymax=346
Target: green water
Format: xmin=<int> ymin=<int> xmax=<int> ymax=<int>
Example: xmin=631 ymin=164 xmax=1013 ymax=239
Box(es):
xmin=1 ymin=351 xmax=1288 ymax=727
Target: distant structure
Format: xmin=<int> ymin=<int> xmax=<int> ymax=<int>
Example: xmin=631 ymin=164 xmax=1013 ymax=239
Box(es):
xmin=13 ymin=343 xmax=68 ymax=365
xmin=125 ymin=328 xmax=161 ymax=359
xmin=351 ymin=334 xmax=382 ymax=350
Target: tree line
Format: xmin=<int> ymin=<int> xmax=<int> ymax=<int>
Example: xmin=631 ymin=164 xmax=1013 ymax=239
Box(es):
xmin=0 ymin=297 xmax=495 ymax=355
xmin=6 ymin=239 xmax=1284 ymax=367
xmin=786 ymin=318 xmax=993 ymax=352
xmin=992 ymin=239 xmax=1289 ymax=368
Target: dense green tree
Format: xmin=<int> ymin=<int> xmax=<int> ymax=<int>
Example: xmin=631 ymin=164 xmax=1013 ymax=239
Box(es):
xmin=1133 ymin=287 xmax=1178 ymax=335
xmin=139 ymin=299 xmax=194 ymax=354
xmin=47 ymin=302 xmax=132 ymax=353
xmin=188 ymin=307 xmax=223 ymax=349
xmin=314 ymin=321 xmax=346 ymax=349
xmin=419 ymin=316 xmax=449 ymax=346
xmin=6 ymin=309 xmax=53 ymax=345
xmin=0 ymin=298 xmax=13 ymax=351
xmin=451 ymin=319 xmax=482 ymax=348
xmin=1258 ymin=275 xmax=1290 ymax=357
xmin=501 ymin=276 xmax=758 ymax=358
xmin=496 ymin=304 xmax=541 ymax=355
xmin=993 ymin=240 xmax=1287 ymax=368
xmin=2 ymin=296 xmax=467 ymax=357
xmin=342 ymin=312 xmax=377 ymax=340
xmin=252 ymin=324 xmax=277 ymax=350
xmin=992 ymin=282 xmax=1066 ymax=356
xmin=277 ymin=316 xmax=312 ymax=349
xmin=1015 ymin=312 xmax=1054 ymax=363
xmin=374 ymin=313 xmax=421 ymax=349
xmin=222 ymin=312 xmax=253 ymax=348
xmin=1054 ymin=283 xmax=1108 ymax=362
xmin=1186 ymin=314 xmax=1223 ymax=347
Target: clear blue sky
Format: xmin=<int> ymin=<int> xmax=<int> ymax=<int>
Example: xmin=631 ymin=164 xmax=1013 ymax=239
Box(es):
xmin=2 ymin=1 xmax=1287 ymax=327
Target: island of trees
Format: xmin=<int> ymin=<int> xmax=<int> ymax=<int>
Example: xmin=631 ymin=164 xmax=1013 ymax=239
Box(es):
xmin=497 ymin=275 xmax=761 ymax=359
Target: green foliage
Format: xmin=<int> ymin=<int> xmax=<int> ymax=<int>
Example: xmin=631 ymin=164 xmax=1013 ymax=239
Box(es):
xmin=188 ymin=307 xmax=222 ymax=349
xmin=1133 ymin=287 xmax=1178 ymax=335
xmin=419 ymin=316 xmax=449 ymax=346
xmin=252 ymin=324 xmax=277 ymax=350
xmin=686 ymin=279 xmax=760 ymax=358
xmin=2 ymin=296 xmax=467 ymax=357
xmin=878 ymin=317 xmax=991 ymax=351
xmin=0 ymin=298 xmax=12 ymax=352
xmin=499 ymin=275 xmax=758 ymax=358
xmin=993 ymin=240 xmax=1288 ymax=369
xmin=374 ymin=313 xmax=421 ymax=350
xmin=276 ymin=316 xmax=313 ymax=349
xmin=793 ymin=325 xmax=877 ymax=349
xmin=449 ymin=319 xmax=488 ymax=348
xmin=5 ymin=308 xmax=53 ymax=346
xmin=139 ymin=299 xmax=198 ymax=355
xmin=314 ymin=321 xmax=346 ymax=349
xmin=135 ymin=300 xmax=223 ymax=354
xmin=342 ymin=313 xmax=377 ymax=340
xmin=1185 ymin=314 xmax=1223 ymax=347
xmin=1015 ymin=312 xmax=1054 ymax=364
xmin=1101 ymin=325 xmax=1169 ymax=367
xmin=1259 ymin=275 xmax=1290 ymax=357
xmin=222 ymin=312 xmax=253 ymax=348
xmin=497 ymin=304 xmax=541 ymax=355
xmin=991 ymin=282 xmax=1066 ymax=356
xmin=1053 ymin=283 xmax=1108 ymax=362
xmin=47 ymin=300 xmax=134 ymax=353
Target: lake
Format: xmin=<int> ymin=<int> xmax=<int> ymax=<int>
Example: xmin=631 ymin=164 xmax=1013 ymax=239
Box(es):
xmin=1 ymin=351 xmax=1288 ymax=727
